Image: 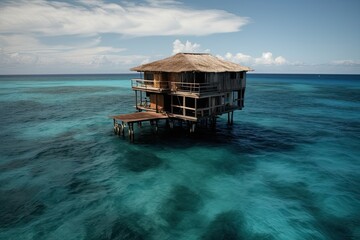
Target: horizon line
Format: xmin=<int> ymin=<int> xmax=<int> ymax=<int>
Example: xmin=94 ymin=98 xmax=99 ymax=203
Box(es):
xmin=1 ymin=72 xmax=359 ymax=76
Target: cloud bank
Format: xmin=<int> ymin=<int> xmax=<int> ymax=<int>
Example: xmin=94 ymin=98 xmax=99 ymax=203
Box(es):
xmin=0 ymin=0 xmax=249 ymax=37
xmin=331 ymin=60 xmax=360 ymax=67
xmin=220 ymin=52 xmax=288 ymax=66
xmin=0 ymin=0 xmax=250 ymax=73
xmin=172 ymin=39 xmax=210 ymax=54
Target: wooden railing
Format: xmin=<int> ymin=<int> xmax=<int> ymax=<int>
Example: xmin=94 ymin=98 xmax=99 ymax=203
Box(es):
xmin=131 ymin=79 xmax=218 ymax=94
xmin=131 ymin=79 xmax=169 ymax=90
xmin=170 ymin=104 xmax=232 ymax=118
xmin=196 ymin=105 xmax=226 ymax=117
xmin=170 ymin=82 xmax=218 ymax=93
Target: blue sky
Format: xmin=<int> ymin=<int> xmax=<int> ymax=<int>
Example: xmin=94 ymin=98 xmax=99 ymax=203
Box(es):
xmin=0 ymin=0 xmax=359 ymax=74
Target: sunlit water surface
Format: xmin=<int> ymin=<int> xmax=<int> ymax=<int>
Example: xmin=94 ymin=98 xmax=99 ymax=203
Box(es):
xmin=0 ymin=74 xmax=359 ymax=240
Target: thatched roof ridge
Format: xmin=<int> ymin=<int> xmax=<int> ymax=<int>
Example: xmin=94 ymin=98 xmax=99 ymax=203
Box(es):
xmin=130 ymin=53 xmax=252 ymax=73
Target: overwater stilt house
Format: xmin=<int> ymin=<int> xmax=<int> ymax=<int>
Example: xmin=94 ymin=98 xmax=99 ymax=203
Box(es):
xmin=112 ymin=53 xmax=251 ymax=140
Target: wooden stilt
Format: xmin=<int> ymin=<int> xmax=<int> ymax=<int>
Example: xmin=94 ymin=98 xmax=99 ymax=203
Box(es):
xmin=121 ymin=122 xmax=125 ymax=136
xmin=169 ymin=119 xmax=174 ymax=129
xmin=116 ymin=124 xmax=121 ymax=136
xmin=129 ymin=123 xmax=134 ymax=142
xmin=113 ymin=119 xmax=117 ymax=134
xmin=211 ymin=116 xmax=217 ymax=130
xmin=190 ymin=122 xmax=196 ymax=133
xmin=132 ymin=126 xmax=135 ymax=141
xmin=118 ymin=124 xmax=121 ymax=136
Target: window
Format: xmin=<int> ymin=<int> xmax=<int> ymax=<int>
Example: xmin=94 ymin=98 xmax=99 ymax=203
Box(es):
xmin=239 ymin=72 xmax=244 ymax=79
xmin=195 ymin=72 xmax=206 ymax=83
xmin=185 ymin=97 xmax=195 ymax=108
xmin=144 ymin=72 xmax=154 ymax=80
xmin=230 ymin=72 xmax=237 ymax=79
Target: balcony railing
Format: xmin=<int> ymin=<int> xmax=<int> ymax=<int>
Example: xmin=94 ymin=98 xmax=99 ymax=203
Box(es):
xmin=131 ymin=79 xmax=218 ymax=94
xmin=171 ymin=104 xmax=234 ymax=118
xmin=170 ymin=82 xmax=218 ymax=93
xmin=131 ymin=79 xmax=169 ymax=91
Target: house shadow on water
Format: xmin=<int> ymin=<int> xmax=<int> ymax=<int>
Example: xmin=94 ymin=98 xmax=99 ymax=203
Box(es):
xmin=115 ymin=118 xmax=309 ymax=156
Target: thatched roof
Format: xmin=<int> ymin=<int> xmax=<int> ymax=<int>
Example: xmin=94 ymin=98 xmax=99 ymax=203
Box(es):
xmin=130 ymin=53 xmax=252 ymax=73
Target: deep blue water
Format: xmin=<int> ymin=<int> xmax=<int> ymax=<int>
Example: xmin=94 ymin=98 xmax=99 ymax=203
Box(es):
xmin=0 ymin=74 xmax=359 ymax=240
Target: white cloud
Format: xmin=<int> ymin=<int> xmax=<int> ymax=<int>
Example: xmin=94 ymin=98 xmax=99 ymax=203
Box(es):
xmin=223 ymin=51 xmax=287 ymax=66
xmin=332 ymin=60 xmax=360 ymax=66
xmin=274 ymin=56 xmax=287 ymax=65
xmin=204 ymin=44 xmax=359 ymax=73
xmin=254 ymin=52 xmax=287 ymax=65
xmin=224 ymin=52 xmax=252 ymax=64
xmin=0 ymin=34 xmax=148 ymax=73
xmin=172 ymin=39 xmax=202 ymax=54
xmin=171 ymin=41 xmax=288 ymax=67
xmin=0 ymin=0 xmax=249 ymax=73
xmin=0 ymin=0 xmax=249 ymax=37
xmin=145 ymin=0 xmax=182 ymax=6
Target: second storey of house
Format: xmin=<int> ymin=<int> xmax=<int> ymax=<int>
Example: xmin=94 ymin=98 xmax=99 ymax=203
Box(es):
xmin=131 ymin=71 xmax=247 ymax=96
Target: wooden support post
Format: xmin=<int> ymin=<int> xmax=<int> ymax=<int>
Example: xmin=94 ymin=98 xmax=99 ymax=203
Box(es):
xmin=169 ymin=119 xmax=174 ymax=129
xmin=132 ymin=124 xmax=135 ymax=141
xmin=211 ymin=116 xmax=217 ymax=130
xmin=190 ymin=122 xmax=196 ymax=133
xmin=183 ymin=96 xmax=186 ymax=116
xmin=156 ymin=94 xmax=158 ymax=113
xmin=227 ymin=111 xmax=234 ymax=125
xmin=118 ymin=123 xmax=121 ymax=136
xmin=129 ymin=123 xmax=134 ymax=142
xmin=135 ymin=90 xmax=138 ymax=111
xmin=113 ymin=119 xmax=118 ymax=135
xmin=239 ymin=77 xmax=242 ymax=101
xmin=171 ymin=95 xmax=173 ymax=114
xmin=195 ymin=98 xmax=197 ymax=118
xmin=121 ymin=122 xmax=125 ymax=136
xmin=128 ymin=123 xmax=131 ymax=138
xmin=209 ymin=97 xmax=211 ymax=114
xmin=116 ymin=124 xmax=120 ymax=136
xmin=140 ymin=91 xmax=142 ymax=107
xmin=113 ymin=119 xmax=116 ymax=134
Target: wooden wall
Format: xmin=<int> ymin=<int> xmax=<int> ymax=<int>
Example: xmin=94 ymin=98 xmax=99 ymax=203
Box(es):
xmin=150 ymin=94 xmax=164 ymax=111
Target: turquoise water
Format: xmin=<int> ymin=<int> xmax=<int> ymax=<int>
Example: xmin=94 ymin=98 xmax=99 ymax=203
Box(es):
xmin=0 ymin=74 xmax=359 ymax=240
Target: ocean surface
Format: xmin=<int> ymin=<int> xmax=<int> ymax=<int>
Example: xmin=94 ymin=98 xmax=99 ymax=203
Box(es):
xmin=0 ymin=73 xmax=359 ymax=240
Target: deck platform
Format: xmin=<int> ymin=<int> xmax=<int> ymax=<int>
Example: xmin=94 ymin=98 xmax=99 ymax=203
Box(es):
xmin=111 ymin=112 xmax=169 ymax=141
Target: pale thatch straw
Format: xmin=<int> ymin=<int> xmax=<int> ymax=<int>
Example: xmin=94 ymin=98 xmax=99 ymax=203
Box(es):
xmin=130 ymin=53 xmax=252 ymax=73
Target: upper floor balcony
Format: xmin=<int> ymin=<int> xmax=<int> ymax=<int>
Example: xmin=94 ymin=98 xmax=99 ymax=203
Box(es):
xmin=131 ymin=79 xmax=169 ymax=93
xmin=131 ymin=79 xmax=218 ymax=95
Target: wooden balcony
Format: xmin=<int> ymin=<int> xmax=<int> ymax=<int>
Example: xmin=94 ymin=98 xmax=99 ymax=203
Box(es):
xmin=170 ymin=82 xmax=218 ymax=95
xmin=131 ymin=79 xmax=218 ymax=95
xmin=131 ymin=79 xmax=169 ymax=93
